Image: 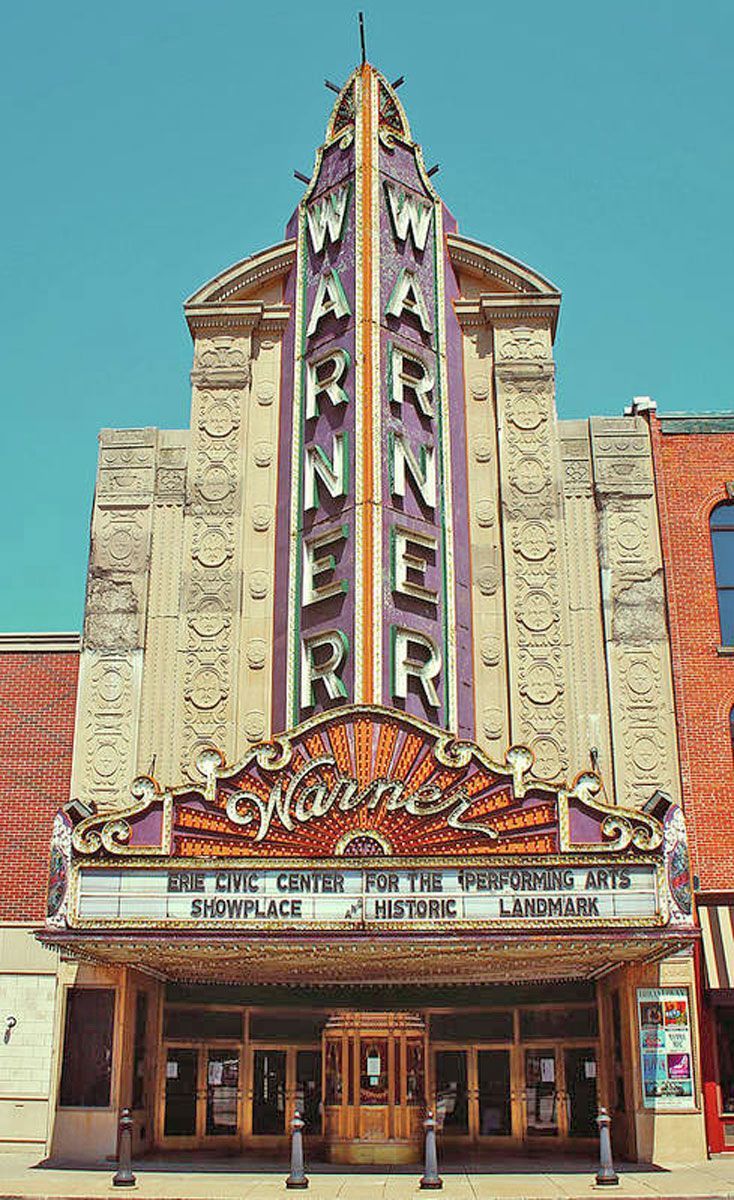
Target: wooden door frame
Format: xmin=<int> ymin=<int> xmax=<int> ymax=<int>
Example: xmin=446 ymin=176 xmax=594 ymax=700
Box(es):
xmin=519 ymin=1038 xmax=600 ymax=1148
xmin=157 ymin=1040 xmax=243 ymax=1150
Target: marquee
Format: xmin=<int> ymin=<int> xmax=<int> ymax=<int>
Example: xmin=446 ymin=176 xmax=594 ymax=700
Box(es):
xmin=46 ymin=706 xmax=692 ymax=940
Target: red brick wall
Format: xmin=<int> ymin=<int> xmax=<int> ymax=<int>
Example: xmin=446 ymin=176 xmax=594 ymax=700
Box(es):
xmin=0 ymin=650 xmax=79 ymax=921
xmin=649 ymin=416 xmax=734 ymax=891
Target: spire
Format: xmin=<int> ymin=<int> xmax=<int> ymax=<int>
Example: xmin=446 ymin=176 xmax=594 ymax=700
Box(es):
xmin=276 ymin=54 xmax=468 ymax=737
xmin=324 ymin=63 xmax=412 ymax=146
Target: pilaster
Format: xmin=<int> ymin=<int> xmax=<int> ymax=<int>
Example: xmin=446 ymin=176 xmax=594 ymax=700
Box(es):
xmin=72 ymin=429 xmax=154 ymax=810
xmin=591 ymin=416 xmax=683 ymax=808
xmin=559 ymin=420 xmax=615 ymax=797
xmin=135 ymin=430 xmax=188 ymax=780
xmin=234 ymin=326 xmax=283 ymax=748
xmin=175 ymin=330 xmax=252 ymax=779
xmin=459 ymin=323 xmax=509 ymax=753
xmin=493 ymin=322 xmax=571 ymax=781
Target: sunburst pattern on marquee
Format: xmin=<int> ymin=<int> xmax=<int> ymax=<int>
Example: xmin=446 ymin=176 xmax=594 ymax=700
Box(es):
xmin=168 ymin=708 xmax=558 ymax=859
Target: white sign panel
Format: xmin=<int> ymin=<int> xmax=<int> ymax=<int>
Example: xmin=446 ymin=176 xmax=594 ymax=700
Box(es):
xmin=75 ymin=863 xmax=661 ymax=927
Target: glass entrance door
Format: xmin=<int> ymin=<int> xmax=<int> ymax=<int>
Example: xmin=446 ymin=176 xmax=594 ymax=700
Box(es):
xmin=296 ymin=1049 xmax=322 ymax=1132
xmin=205 ymin=1048 xmax=239 ymax=1136
xmin=252 ymin=1049 xmax=286 ymax=1134
xmin=564 ymin=1047 xmax=598 ymax=1138
xmin=162 ymin=1044 xmax=240 ymax=1145
xmin=524 ymin=1048 xmax=559 ymax=1137
xmin=435 ymin=1049 xmax=469 ymax=1133
xmin=478 ymin=1050 xmax=511 ymax=1136
xmin=164 ymin=1047 xmax=198 ymax=1138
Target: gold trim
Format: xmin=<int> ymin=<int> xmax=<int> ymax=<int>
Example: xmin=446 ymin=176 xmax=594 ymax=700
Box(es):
xmin=68 ymin=853 xmax=666 ymax=931
xmin=69 ymin=704 xmax=664 ymax=862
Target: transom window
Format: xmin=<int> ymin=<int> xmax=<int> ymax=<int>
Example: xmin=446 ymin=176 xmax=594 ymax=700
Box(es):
xmin=711 ymin=504 xmax=734 ymax=645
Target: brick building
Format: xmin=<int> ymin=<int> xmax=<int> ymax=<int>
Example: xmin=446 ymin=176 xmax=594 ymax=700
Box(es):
xmin=647 ymin=407 xmax=734 ymax=1152
xmin=0 ymin=635 xmax=79 ymax=1149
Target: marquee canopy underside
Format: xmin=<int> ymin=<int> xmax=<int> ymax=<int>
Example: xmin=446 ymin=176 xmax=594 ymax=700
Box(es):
xmin=43 ymin=929 xmax=696 ymax=986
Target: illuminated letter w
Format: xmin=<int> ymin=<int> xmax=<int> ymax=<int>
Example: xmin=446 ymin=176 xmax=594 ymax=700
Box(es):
xmin=306 ymin=184 xmax=350 ymax=253
xmin=385 ymin=181 xmax=433 ymax=252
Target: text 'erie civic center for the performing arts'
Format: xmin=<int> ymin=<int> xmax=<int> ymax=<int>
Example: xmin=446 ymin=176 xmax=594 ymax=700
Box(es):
xmin=36 ymin=66 xmax=705 ymax=1166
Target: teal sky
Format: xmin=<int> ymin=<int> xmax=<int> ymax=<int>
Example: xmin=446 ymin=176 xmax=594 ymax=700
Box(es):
xmin=1 ymin=0 xmax=732 ymax=632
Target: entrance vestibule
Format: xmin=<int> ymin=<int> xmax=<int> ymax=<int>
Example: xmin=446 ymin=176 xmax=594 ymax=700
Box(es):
xmin=156 ymin=995 xmax=603 ymax=1160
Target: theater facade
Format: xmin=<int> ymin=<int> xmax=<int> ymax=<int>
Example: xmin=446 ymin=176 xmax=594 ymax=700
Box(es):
xmin=40 ymin=64 xmax=705 ymax=1165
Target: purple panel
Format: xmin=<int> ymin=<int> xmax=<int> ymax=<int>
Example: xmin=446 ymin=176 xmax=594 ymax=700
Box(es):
xmin=442 ymin=214 xmax=474 ymax=736
xmin=271 ymin=228 xmax=298 ymax=734
xmin=376 ymin=141 xmax=467 ymax=729
xmin=273 ymin=136 xmax=358 ymax=729
xmin=567 ymin=803 xmax=605 ymax=845
xmin=128 ymin=804 xmax=164 ymax=847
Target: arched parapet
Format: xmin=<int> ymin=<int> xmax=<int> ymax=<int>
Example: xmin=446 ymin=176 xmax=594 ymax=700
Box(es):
xmin=184 ymin=240 xmax=296 ymax=336
xmin=448 ymin=232 xmax=562 ymax=339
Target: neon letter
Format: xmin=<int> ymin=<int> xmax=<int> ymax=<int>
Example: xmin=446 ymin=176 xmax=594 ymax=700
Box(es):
xmin=306 ymin=348 xmax=350 ymax=419
xmin=392 ymin=527 xmax=438 ymax=605
xmin=301 ymin=630 xmax=349 ymax=708
xmin=306 ymin=269 xmax=351 ymax=337
xmin=303 ymin=525 xmax=348 ymax=606
xmin=385 ymin=268 xmax=432 ymax=333
xmin=389 ymin=343 xmax=434 ymax=418
xmin=304 ymin=433 xmax=349 ymax=511
xmin=391 ymin=627 xmax=441 ymax=709
xmin=385 ymin=181 xmax=433 ymax=252
xmin=306 ymin=184 xmax=350 ymax=253
xmin=390 ymin=431 xmax=436 ymax=509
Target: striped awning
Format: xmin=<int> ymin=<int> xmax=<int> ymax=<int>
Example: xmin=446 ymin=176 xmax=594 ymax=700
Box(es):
xmin=700 ymin=904 xmax=734 ymax=990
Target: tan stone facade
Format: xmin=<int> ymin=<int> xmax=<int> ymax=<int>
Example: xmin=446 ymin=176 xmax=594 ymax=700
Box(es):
xmin=73 ymin=261 xmax=682 ymax=820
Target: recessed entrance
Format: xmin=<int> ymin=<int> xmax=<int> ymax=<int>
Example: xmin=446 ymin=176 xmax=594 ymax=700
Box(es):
xmin=155 ymin=992 xmax=602 ymax=1156
xmin=323 ymin=1012 xmax=426 ymax=1163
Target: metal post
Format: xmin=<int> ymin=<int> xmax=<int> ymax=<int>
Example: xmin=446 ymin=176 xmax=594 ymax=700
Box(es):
xmin=419 ymin=1110 xmax=443 ymax=1190
xmin=112 ymin=1108 xmax=136 ymax=1187
xmin=595 ymin=1107 xmax=619 ymax=1186
xmin=285 ymin=1110 xmax=309 ymax=1189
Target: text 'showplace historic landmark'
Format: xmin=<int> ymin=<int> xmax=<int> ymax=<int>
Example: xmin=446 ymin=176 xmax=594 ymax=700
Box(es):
xmin=6 ymin=57 xmax=734 ymax=1169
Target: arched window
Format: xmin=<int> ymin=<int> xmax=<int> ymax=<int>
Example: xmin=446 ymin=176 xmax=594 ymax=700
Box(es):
xmin=711 ymin=504 xmax=734 ymax=645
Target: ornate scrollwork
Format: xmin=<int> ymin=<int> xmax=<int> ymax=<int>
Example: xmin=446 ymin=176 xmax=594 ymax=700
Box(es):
xmin=65 ymin=705 xmax=668 ymax=862
xmin=561 ymin=770 xmax=663 ymax=853
xmin=71 ymin=774 xmax=170 ymax=857
xmin=504 ymin=745 xmax=535 ymax=797
xmin=434 ymin=735 xmax=473 ymax=770
xmin=253 ymin=735 xmax=292 ymax=773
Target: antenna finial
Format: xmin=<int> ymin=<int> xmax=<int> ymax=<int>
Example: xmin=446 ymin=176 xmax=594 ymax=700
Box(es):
xmin=358 ymin=12 xmax=367 ymax=64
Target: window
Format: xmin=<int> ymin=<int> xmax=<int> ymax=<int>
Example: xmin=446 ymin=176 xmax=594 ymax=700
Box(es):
xmin=711 ymin=504 xmax=734 ymax=645
xmin=59 ymin=988 xmax=115 ymax=1108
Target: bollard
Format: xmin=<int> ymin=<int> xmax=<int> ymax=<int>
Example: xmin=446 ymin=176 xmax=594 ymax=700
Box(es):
xmin=285 ymin=1110 xmax=309 ymax=1189
xmin=419 ymin=1110 xmax=443 ymax=1190
xmin=112 ymin=1108 xmax=136 ymax=1187
xmin=595 ymin=1107 xmax=619 ymax=1186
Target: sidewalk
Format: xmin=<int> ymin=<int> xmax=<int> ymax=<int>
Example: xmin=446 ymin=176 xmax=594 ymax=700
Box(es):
xmin=1 ymin=1152 xmax=734 ymax=1200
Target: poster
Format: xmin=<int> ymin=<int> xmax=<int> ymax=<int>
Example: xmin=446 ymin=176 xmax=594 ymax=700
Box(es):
xmin=540 ymin=1057 xmax=555 ymax=1083
xmin=637 ymin=988 xmax=694 ymax=1109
